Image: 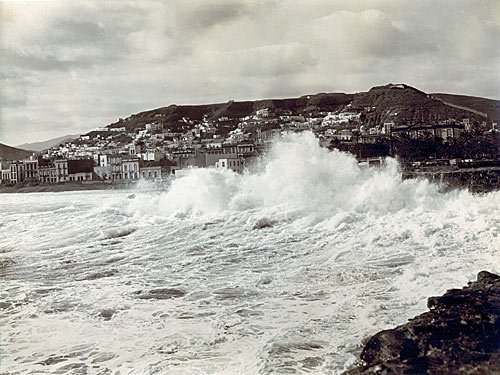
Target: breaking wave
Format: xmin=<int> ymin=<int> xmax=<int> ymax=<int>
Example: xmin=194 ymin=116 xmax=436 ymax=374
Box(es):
xmin=0 ymin=131 xmax=498 ymax=374
xmin=122 ymin=132 xmax=490 ymax=222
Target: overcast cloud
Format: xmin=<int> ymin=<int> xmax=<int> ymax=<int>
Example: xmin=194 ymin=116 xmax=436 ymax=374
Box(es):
xmin=1 ymin=0 xmax=499 ymax=145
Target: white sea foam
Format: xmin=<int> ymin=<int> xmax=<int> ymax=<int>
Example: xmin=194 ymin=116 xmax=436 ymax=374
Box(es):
xmin=0 ymin=132 xmax=498 ymax=374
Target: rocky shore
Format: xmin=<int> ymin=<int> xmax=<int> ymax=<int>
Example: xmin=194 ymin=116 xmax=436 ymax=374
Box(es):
xmin=345 ymin=271 xmax=500 ymax=374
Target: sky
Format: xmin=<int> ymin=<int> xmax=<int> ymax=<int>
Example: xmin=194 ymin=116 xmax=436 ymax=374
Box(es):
xmin=0 ymin=0 xmax=499 ymax=146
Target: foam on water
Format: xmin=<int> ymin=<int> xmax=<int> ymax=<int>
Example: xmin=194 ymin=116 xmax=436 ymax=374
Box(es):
xmin=122 ymin=133 xmax=448 ymax=220
xmin=0 ymin=132 xmax=498 ymax=374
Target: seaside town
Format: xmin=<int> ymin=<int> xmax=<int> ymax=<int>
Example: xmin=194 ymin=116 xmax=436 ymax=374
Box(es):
xmin=1 ymin=84 xmax=499 ymax=189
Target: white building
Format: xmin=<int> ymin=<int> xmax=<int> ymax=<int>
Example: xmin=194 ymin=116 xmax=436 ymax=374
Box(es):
xmin=382 ymin=122 xmax=395 ymax=135
xmin=215 ymin=158 xmax=244 ymax=172
xmin=139 ymin=150 xmax=162 ymax=161
xmin=145 ymin=123 xmax=163 ymax=132
xmin=322 ymin=111 xmax=361 ymax=126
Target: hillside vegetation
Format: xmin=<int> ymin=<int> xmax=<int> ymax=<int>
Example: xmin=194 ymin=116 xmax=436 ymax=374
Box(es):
xmin=0 ymin=143 xmax=33 ymax=161
xmin=102 ymin=84 xmax=496 ymax=134
xmin=106 ymin=93 xmax=354 ymax=132
xmin=432 ymin=93 xmax=500 ymax=122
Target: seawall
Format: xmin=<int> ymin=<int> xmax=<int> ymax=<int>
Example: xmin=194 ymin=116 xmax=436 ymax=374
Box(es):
xmin=402 ymin=167 xmax=500 ymax=193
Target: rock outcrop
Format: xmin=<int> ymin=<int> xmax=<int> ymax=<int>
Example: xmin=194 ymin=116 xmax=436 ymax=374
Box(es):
xmin=133 ymin=288 xmax=186 ymax=300
xmin=346 ymin=271 xmax=500 ymax=374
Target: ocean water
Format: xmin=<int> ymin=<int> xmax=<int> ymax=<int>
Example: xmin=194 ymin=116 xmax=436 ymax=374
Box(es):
xmin=0 ymin=132 xmax=499 ymax=374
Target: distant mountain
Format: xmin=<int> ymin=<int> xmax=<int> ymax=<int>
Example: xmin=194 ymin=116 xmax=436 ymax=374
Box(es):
xmin=0 ymin=143 xmax=33 ymax=161
xmin=98 ymin=84 xmax=497 ymax=134
xmin=16 ymin=134 xmax=79 ymax=152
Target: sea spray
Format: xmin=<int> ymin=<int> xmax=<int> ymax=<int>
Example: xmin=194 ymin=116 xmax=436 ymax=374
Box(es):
xmin=0 ymin=132 xmax=498 ymax=374
xmin=121 ymin=132 xmax=474 ymax=220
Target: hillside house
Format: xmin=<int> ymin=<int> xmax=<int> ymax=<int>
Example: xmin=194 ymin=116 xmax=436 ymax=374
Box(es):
xmin=129 ymin=143 xmax=142 ymax=155
xmin=145 ymin=123 xmax=163 ymax=132
xmin=382 ymin=122 xmax=394 ymax=135
xmin=255 ymin=108 xmax=275 ymax=118
xmin=255 ymin=128 xmax=281 ymax=143
xmin=322 ymin=112 xmax=360 ymax=126
xmin=139 ymin=149 xmax=162 ymax=162
xmin=333 ymin=129 xmax=353 ymax=141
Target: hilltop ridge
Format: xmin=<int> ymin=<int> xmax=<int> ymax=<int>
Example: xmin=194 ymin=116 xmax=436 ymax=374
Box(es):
xmin=102 ymin=83 xmax=498 ymax=134
xmin=2 ymin=83 xmax=498 ymax=162
xmin=106 ymin=92 xmax=354 ymax=132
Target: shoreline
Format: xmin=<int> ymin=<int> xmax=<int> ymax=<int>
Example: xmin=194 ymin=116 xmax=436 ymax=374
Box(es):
xmin=0 ymin=181 xmax=140 ymax=194
xmin=1 ymin=166 xmax=499 ymax=194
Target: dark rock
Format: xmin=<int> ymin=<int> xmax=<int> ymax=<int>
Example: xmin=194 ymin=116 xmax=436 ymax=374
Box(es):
xmin=38 ymin=355 xmax=68 ymax=366
xmin=253 ymin=218 xmax=273 ymax=230
xmin=97 ymin=308 xmax=116 ymax=321
xmin=345 ymin=271 xmax=500 ymax=374
xmin=82 ymin=269 xmax=119 ymax=281
xmin=133 ymin=288 xmax=186 ymax=300
xmin=0 ymin=257 xmax=15 ymax=277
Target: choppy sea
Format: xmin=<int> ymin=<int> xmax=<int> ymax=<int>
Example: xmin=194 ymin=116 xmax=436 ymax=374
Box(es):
xmin=1 ymin=132 xmax=498 ymax=374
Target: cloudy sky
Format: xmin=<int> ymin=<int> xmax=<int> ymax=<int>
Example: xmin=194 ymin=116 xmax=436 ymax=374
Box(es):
xmin=1 ymin=0 xmax=499 ymax=146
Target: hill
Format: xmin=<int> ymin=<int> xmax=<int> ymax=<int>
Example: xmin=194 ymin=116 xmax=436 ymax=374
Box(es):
xmin=431 ymin=93 xmax=500 ymax=122
xmin=17 ymin=134 xmax=79 ymax=152
xmin=105 ymin=93 xmax=354 ymax=132
xmin=0 ymin=143 xmax=34 ymax=161
xmin=351 ymin=84 xmax=490 ymax=126
xmin=99 ymin=84 xmax=496 ymax=134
